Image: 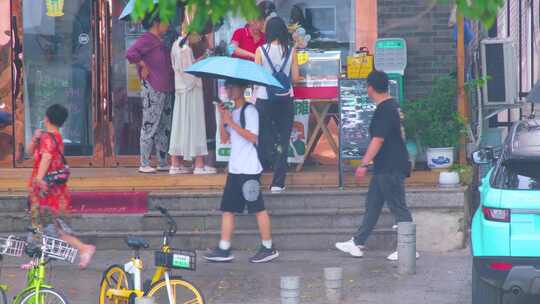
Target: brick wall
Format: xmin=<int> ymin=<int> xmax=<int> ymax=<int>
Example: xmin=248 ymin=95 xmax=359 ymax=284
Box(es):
xmin=377 ymin=0 xmax=456 ymax=101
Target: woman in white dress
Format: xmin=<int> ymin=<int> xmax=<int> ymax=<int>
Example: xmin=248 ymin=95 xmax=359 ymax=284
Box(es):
xmin=169 ymin=33 xmax=215 ymax=174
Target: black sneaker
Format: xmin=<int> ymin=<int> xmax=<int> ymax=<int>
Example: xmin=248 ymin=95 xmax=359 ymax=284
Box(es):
xmin=249 ymin=246 xmax=279 ymax=263
xmin=203 ymin=247 xmax=234 ymax=262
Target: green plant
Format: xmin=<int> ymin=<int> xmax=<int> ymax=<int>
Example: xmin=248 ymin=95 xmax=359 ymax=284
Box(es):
xmin=132 ymin=0 xmax=259 ymax=32
xmin=403 ymin=75 xmax=466 ymax=148
xmin=438 ymin=0 xmax=504 ymax=28
xmin=449 ymin=163 xmax=473 ymax=185
xmin=134 ymin=1 xmax=504 ymax=34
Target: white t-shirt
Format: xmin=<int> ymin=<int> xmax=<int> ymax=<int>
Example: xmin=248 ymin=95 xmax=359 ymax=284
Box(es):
xmin=255 ymin=43 xmax=294 ymax=100
xmin=227 ymin=104 xmax=263 ymax=175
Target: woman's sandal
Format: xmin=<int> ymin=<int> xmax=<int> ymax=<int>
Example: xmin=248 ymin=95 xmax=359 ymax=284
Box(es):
xmin=79 ymin=245 xmax=96 ymax=269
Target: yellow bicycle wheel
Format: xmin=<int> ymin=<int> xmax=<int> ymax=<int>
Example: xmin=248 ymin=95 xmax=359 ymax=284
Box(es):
xmin=145 ymin=277 xmax=204 ymax=304
xmin=99 ymin=265 xmax=131 ymax=304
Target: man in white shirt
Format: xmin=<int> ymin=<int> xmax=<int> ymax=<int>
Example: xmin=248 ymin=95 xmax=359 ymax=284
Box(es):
xmin=203 ymin=79 xmax=279 ymax=263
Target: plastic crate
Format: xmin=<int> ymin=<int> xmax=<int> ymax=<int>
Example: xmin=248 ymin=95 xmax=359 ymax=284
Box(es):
xmin=0 ymin=235 xmax=26 ymax=257
xmin=42 ymin=235 xmax=78 ymax=263
xmin=155 ymin=250 xmax=196 ymax=271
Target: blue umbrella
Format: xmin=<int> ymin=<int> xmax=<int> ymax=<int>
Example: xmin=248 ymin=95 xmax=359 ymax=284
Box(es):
xmin=119 ymin=0 xmax=158 ymax=20
xmin=0 ymin=111 xmax=11 ymax=125
xmin=185 ymin=56 xmax=284 ymax=89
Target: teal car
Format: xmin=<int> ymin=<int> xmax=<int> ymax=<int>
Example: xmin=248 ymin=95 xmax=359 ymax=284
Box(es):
xmin=471 ymin=120 xmax=540 ymax=303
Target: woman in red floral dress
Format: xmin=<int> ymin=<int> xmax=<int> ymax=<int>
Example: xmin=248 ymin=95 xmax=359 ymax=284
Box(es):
xmin=27 ymin=104 xmax=95 ymax=269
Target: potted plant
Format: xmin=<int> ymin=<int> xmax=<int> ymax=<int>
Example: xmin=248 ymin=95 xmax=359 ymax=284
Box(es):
xmin=403 ymin=75 xmax=465 ymax=169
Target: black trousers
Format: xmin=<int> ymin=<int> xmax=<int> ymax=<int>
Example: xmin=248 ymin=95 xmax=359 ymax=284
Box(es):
xmin=256 ymin=98 xmax=294 ymax=188
xmin=354 ymin=173 xmax=413 ymax=246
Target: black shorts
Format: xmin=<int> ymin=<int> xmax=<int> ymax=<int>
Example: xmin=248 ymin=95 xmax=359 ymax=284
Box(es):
xmin=221 ymin=173 xmax=265 ymax=214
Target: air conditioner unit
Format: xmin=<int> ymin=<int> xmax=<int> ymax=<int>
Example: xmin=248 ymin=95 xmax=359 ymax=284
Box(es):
xmin=480 ymin=39 xmax=518 ymax=106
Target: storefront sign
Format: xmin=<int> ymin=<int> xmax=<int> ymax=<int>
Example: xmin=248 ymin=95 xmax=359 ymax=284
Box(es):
xmin=126 ymin=36 xmax=142 ymax=97
xmin=78 ymin=33 xmax=90 ymax=45
xmin=215 ymin=82 xmax=310 ymax=163
xmin=45 ymin=0 xmax=65 ymax=17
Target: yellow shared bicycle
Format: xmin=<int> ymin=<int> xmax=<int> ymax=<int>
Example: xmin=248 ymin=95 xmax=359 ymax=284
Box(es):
xmin=99 ymin=206 xmax=204 ymax=304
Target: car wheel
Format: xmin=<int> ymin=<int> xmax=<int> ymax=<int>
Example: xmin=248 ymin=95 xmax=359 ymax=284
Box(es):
xmin=472 ymin=262 xmax=503 ymax=304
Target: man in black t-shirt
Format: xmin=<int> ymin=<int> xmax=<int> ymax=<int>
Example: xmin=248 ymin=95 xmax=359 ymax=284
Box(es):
xmin=336 ymin=71 xmax=417 ymax=261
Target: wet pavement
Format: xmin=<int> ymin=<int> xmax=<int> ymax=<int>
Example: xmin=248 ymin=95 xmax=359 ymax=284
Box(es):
xmin=1 ymin=249 xmax=472 ymax=304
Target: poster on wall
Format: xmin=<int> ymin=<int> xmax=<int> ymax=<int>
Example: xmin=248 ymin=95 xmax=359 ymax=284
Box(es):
xmin=125 ymin=36 xmax=142 ymax=97
xmin=215 ymin=80 xmax=309 ymax=163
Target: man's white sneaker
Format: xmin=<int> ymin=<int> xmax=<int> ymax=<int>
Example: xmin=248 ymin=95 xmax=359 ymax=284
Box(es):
xmin=270 ymin=186 xmax=285 ymax=193
xmin=138 ymin=166 xmax=156 ymax=174
xmin=335 ymin=239 xmax=365 ymax=258
xmin=386 ymin=251 xmax=420 ymax=261
xmin=157 ymin=165 xmax=170 ymax=172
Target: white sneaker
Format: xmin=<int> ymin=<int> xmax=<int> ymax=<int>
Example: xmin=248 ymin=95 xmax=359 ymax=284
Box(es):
xmin=138 ymin=166 xmax=156 ymax=174
xmin=157 ymin=165 xmax=170 ymax=172
xmin=169 ymin=167 xmax=191 ymax=175
xmin=193 ymin=167 xmax=213 ymax=175
xmin=392 ymin=225 xmax=398 ymax=230
xmin=335 ymin=239 xmax=365 ymax=258
xmin=204 ymin=166 xmax=217 ymax=174
xmin=386 ymin=251 xmax=420 ymax=261
xmin=270 ymin=186 xmax=285 ymax=193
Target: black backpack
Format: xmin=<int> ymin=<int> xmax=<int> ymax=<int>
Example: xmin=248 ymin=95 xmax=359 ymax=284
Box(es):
xmin=261 ymin=45 xmax=292 ymax=102
xmin=240 ymin=103 xmax=257 ymax=147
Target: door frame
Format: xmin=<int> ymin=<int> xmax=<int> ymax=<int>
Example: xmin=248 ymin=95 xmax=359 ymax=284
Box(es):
xmin=11 ymin=0 xmax=108 ymax=168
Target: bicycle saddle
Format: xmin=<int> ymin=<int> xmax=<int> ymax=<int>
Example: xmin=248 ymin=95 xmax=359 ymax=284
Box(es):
xmin=125 ymin=236 xmax=149 ymax=250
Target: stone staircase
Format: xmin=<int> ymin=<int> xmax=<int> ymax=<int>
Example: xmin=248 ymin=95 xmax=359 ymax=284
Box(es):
xmin=0 ymin=188 xmax=466 ymax=252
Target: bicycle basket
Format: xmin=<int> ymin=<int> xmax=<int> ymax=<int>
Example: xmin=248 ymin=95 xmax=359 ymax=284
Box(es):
xmin=0 ymin=235 xmax=26 ymax=257
xmin=155 ymin=250 xmax=196 ymax=271
xmin=42 ymin=235 xmax=78 ymax=263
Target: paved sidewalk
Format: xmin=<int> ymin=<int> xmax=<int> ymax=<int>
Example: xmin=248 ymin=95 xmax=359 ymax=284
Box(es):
xmin=1 ymin=249 xmax=471 ymax=304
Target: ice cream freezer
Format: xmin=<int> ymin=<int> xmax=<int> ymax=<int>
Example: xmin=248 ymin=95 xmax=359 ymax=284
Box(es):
xmin=293 ymin=50 xmax=341 ymax=100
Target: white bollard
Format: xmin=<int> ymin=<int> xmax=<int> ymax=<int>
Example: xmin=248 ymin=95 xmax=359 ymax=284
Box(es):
xmin=134 ymin=297 xmax=155 ymax=304
xmin=324 ymin=267 xmax=343 ymax=303
xmin=398 ymin=222 xmax=416 ymax=275
xmin=281 ymin=276 xmax=300 ymax=304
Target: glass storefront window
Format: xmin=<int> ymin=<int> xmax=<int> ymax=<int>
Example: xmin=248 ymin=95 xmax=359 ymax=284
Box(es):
xmin=22 ymin=0 xmax=94 ymax=156
xmin=214 ymin=0 xmax=356 ymax=62
xmin=275 ymin=0 xmax=356 ymax=60
xmin=110 ymin=0 xmax=183 ymax=156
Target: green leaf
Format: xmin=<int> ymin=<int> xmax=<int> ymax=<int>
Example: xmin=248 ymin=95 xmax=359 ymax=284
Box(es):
xmin=131 ymin=0 xmax=258 ymax=32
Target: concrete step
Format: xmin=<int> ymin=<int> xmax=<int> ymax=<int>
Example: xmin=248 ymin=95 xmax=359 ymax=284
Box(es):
xmin=0 ymin=188 xmax=465 ymax=252
xmin=0 ymin=188 xmax=465 ymax=212
xmin=75 ymin=228 xmax=396 ymax=251
xmin=0 ymin=208 xmax=395 ymax=234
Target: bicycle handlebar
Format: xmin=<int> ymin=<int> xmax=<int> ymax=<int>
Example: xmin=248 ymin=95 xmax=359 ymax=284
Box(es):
xmin=156 ymin=206 xmax=177 ymax=236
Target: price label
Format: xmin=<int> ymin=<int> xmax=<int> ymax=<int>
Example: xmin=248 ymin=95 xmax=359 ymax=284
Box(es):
xmin=172 ymin=254 xmax=190 ymax=268
xmin=297 ymin=52 xmax=309 ymax=65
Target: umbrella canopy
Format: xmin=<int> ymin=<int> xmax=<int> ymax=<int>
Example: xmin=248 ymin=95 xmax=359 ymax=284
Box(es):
xmin=119 ymin=0 xmax=158 ymax=21
xmin=526 ymin=80 xmax=540 ymax=103
xmin=185 ymin=56 xmax=284 ymax=89
xmin=0 ymin=112 xmax=12 ymax=125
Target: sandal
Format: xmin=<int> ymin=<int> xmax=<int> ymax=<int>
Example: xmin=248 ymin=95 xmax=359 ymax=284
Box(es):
xmin=79 ymin=245 xmax=96 ymax=269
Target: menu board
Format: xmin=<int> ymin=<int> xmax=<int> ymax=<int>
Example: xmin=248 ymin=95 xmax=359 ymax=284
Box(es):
xmin=338 ymin=79 xmax=376 ymax=160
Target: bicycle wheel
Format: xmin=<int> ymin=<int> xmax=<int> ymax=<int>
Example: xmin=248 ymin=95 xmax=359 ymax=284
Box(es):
xmin=99 ymin=265 xmax=131 ymax=304
xmin=145 ymin=276 xmax=204 ymax=304
xmin=19 ymin=288 xmax=67 ymax=304
xmin=0 ymin=287 xmax=7 ymax=304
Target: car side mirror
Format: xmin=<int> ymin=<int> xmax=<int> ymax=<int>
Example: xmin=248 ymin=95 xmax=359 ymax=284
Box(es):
xmin=472 ymin=148 xmax=494 ymax=165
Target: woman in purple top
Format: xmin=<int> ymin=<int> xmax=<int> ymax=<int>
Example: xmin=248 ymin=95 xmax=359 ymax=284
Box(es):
xmin=126 ymin=15 xmax=174 ymax=174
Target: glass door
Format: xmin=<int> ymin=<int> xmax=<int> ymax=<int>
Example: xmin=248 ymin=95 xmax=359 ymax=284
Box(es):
xmin=14 ymin=0 xmax=103 ymax=167
xmin=106 ymin=0 xmax=183 ymax=167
